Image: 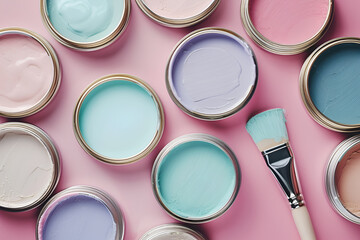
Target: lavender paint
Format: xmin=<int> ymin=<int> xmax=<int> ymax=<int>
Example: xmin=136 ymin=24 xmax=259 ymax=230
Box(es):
xmin=167 ymin=28 xmax=257 ymax=119
xmin=38 ymin=194 xmax=118 ymax=240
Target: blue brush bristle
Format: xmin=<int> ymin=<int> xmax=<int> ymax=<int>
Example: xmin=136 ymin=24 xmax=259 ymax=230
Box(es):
xmin=246 ymin=109 xmax=288 ymax=144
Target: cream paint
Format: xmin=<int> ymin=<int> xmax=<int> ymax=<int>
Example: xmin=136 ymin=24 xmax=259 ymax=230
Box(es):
xmin=0 ymin=130 xmax=54 ymax=209
xmin=249 ymin=0 xmax=329 ymax=45
xmin=337 ymin=148 xmax=360 ymax=217
xmin=0 ymin=34 xmax=54 ymax=114
xmin=142 ymin=0 xmax=214 ymax=20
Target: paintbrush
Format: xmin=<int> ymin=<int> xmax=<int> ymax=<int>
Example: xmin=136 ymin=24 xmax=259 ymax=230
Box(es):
xmin=246 ymin=108 xmax=316 ymax=240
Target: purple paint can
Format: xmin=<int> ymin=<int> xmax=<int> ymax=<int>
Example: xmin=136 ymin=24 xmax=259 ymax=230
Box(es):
xmin=166 ymin=28 xmax=258 ymax=120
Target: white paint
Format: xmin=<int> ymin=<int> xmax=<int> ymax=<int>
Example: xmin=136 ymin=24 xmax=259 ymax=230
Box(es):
xmin=0 ymin=130 xmax=54 ymax=209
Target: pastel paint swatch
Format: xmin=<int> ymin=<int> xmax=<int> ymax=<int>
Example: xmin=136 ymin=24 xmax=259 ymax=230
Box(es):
xmin=0 ymin=130 xmax=54 ymax=209
xmin=168 ymin=30 xmax=257 ymax=117
xmin=78 ymin=80 xmax=160 ymax=159
xmin=156 ymin=141 xmax=237 ymax=219
xmin=0 ymin=34 xmax=54 ymax=114
xmin=39 ymin=194 xmax=117 ymax=240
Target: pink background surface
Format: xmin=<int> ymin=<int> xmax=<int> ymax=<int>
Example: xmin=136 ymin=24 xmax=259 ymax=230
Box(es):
xmin=1 ymin=0 xmax=360 ymax=239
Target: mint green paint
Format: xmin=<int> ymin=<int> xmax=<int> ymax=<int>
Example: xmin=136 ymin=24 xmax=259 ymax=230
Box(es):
xmin=309 ymin=43 xmax=360 ymax=125
xmin=79 ymin=80 xmax=160 ymax=159
xmin=156 ymin=141 xmax=237 ymax=219
xmin=46 ymin=0 xmax=124 ymax=43
xmin=246 ymin=108 xmax=288 ymax=144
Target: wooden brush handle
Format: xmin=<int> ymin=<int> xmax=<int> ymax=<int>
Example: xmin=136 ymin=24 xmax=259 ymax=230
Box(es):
xmin=292 ymin=206 xmax=316 ymax=240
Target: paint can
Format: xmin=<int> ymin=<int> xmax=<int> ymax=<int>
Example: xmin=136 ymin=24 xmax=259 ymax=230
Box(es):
xmin=0 ymin=122 xmax=60 ymax=212
xmin=166 ymin=28 xmax=258 ymax=120
xmin=152 ymin=134 xmax=240 ymax=223
xmin=74 ymin=74 xmax=164 ymax=164
xmin=0 ymin=28 xmax=60 ymax=118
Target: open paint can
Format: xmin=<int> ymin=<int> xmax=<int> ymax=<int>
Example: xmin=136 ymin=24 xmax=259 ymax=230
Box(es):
xmin=36 ymin=186 xmax=124 ymax=240
xmin=241 ymin=0 xmax=334 ymax=55
xmin=166 ymin=28 xmax=257 ymax=120
xmin=326 ymin=135 xmax=360 ymax=224
xmin=300 ymin=38 xmax=360 ymax=132
xmin=74 ymin=74 xmax=164 ymax=164
xmin=0 ymin=28 xmax=61 ymax=118
xmin=140 ymin=224 xmax=206 ymax=240
xmin=152 ymin=134 xmax=240 ymax=223
xmin=136 ymin=0 xmax=220 ymax=28
xmin=41 ymin=0 xmax=131 ymax=50
xmin=0 ymin=122 xmax=60 ymax=212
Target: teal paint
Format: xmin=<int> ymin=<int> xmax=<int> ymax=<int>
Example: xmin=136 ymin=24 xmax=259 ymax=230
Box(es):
xmin=309 ymin=43 xmax=360 ymax=125
xmin=246 ymin=109 xmax=288 ymax=144
xmin=46 ymin=0 xmax=124 ymax=43
xmin=156 ymin=141 xmax=236 ymax=219
xmin=79 ymin=80 xmax=160 ymax=159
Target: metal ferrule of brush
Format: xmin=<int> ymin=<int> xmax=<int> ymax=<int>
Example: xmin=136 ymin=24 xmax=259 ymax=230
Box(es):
xmin=262 ymin=143 xmax=304 ymax=209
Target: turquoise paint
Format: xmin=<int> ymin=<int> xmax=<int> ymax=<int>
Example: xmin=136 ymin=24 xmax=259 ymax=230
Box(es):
xmin=246 ymin=109 xmax=288 ymax=144
xmin=79 ymin=80 xmax=160 ymax=159
xmin=309 ymin=43 xmax=360 ymax=125
xmin=156 ymin=141 xmax=237 ymax=219
xmin=46 ymin=0 xmax=124 ymax=43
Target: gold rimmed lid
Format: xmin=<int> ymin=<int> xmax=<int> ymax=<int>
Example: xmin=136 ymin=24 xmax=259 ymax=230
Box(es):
xmin=73 ymin=74 xmax=165 ymax=164
xmin=300 ymin=37 xmax=360 ymax=132
xmin=0 ymin=28 xmax=61 ymax=118
xmin=36 ymin=186 xmax=125 ymax=240
xmin=136 ymin=0 xmax=220 ymax=28
xmin=0 ymin=122 xmax=60 ymax=212
xmin=240 ymin=0 xmax=334 ymax=55
xmin=40 ymin=0 xmax=131 ymax=51
xmin=166 ymin=27 xmax=258 ymax=120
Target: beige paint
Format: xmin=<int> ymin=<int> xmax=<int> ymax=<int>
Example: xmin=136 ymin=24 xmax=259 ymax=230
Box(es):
xmin=337 ymin=149 xmax=360 ymax=217
xmin=0 ymin=131 xmax=54 ymax=209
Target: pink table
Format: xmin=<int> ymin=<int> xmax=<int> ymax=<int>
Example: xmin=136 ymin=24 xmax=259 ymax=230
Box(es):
xmin=1 ymin=0 xmax=360 ymax=239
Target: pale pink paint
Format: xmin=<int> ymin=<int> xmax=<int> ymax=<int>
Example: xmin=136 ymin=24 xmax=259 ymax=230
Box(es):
xmin=0 ymin=34 xmax=54 ymax=114
xmin=2 ymin=0 xmax=360 ymax=240
xmin=142 ymin=0 xmax=214 ymax=20
xmin=249 ymin=0 xmax=329 ymax=45
xmin=336 ymin=148 xmax=360 ymax=217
